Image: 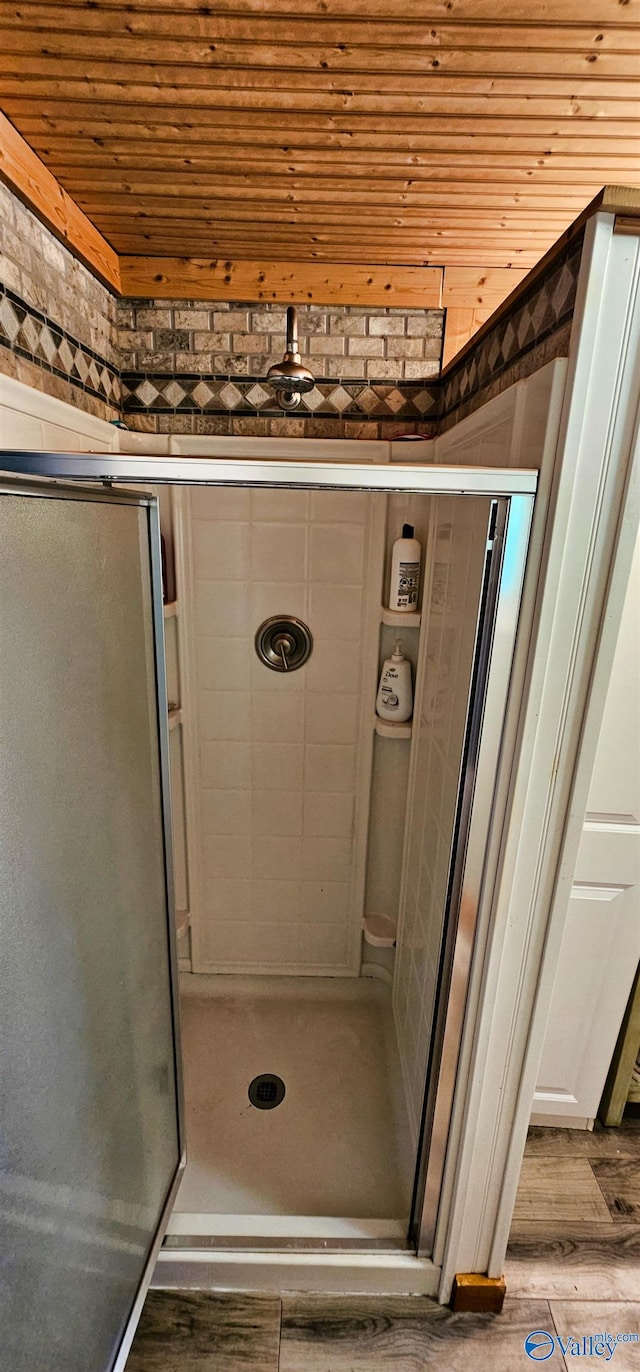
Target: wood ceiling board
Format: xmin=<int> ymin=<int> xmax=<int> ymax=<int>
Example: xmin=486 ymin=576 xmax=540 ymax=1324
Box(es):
xmin=441 ymin=263 xmax=530 ymax=364
xmin=35 ymin=162 xmax=634 ymax=193
xmin=120 ymin=254 xmax=543 ymax=268
xmin=5 ymin=54 xmax=640 ymax=88
xmin=0 ymin=110 xmax=120 ymax=288
xmin=6 ymin=77 xmax=640 ymax=109
xmin=10 ymin=0 xmax=640 ymax=18
xmin=438 ymin=188 xmax=625 ymax=376
xmin=17 ymin=144 xmax=640 ymax=174
xmin=442 ymin=305 xmax=495 ymax=365
xmin=90 ymin=205 xmax=561 ymax=225
xmin=117 ymin=249 xmax=542 ymax=270
xmin=118 ymin=256 xmax=443 ymax=306
xmin=2 ymin=94 xmax=637 ymax=142
xmin=4 ymin=11 xmax=640 ymax=54
xmin=112 ymin=235 xmax=548 ymax=252
xmin=64 ymin=182 xmax=610 ymax=208
xmin=100 ymin=229 xmax=566 ymax=246
xmin=1 ymin=2 xmax=639 ymax=273
xmin=116 ymin=252 xmax=542 ymax=270
xmin=443 ymin=266 xmax=530 ymax=306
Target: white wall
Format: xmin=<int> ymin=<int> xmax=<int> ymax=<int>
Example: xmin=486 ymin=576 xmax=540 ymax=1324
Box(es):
xmin=0 ymin=374 xmax=119 ymax=452
xmin=182 ymin=483 xmax=382 ymax=976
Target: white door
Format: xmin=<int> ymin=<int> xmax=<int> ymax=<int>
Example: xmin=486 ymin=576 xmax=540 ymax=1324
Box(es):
xmin=0 ymin=480 xmax=184 ymax=1371
xmin=533 ymin=528 xmax=640 ymax=1126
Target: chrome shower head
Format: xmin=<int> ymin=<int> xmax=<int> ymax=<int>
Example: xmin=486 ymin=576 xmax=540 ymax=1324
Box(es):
xmin=266 ymin=305 xmax=315 ymax=409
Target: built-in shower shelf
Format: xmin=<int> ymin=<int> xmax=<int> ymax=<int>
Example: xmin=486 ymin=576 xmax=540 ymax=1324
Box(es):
xmin=380 ymin=606 xmax=421 ymax=627
xmin=363 ymin=912 xmax=396 ymax=948
xmin=168 ymin=707 xmax=182 ymax=731
xmin=374 ymin=716 xmax=413 ymax=740
xmin=163 ymin=600 xmax=178 ymax=619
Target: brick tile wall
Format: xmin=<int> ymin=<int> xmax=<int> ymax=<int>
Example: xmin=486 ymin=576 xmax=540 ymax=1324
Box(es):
xmin=118 ymin=299 xmax=445 ymax=437
xmin=0 ymin=178 xmax=581 ymax=439
xmin=0 ymin=183 xmax=120 ymax=419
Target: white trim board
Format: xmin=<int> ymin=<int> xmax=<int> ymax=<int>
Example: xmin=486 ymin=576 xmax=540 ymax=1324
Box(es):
xmin=434 ymin=214 xmax=640 ymax=1298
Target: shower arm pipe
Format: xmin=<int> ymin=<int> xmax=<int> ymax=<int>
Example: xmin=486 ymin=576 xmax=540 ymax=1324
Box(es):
xmin=0 ymin=454 xmax=538 ymax=499
xmin=285 ymin=305 xmax=299 ymax=359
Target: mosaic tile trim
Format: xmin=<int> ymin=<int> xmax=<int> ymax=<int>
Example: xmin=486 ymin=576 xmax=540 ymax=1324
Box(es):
xmin=120 ymin=235 xmax=582 ymax=431
xmin=440 ymin=231 xmax=584 ymax=422
xmin=0 ymin=284 xmax=120 ymax=409
xmin=0 ymin=223 xmax=583 ymax=433
xmin=121 ymin=373 xmax=440 ymax=422
xmin=437 ymin=321 xmax=573 ymax=435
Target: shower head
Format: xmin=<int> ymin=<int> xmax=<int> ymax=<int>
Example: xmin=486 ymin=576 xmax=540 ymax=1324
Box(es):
xmin=266 ymin=305 xmax=315 ymax=409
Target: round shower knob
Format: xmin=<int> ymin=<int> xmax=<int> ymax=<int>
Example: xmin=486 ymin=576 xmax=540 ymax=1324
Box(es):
xmin=255 ymin=616 xmax=313 ymax=672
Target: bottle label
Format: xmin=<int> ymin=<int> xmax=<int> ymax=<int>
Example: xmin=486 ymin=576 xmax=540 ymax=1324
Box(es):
xmin=397 ymin=559 xmax=419 ymax=608
xmin=381 ymin=667 xmax=400 ymax=710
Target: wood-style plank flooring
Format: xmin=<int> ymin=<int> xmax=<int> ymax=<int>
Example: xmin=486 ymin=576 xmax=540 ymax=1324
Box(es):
xmin=506 ymin=1116 xmax=640 ymax=1303
xmin=127 ymin=1118 xmax=640 ymax=1371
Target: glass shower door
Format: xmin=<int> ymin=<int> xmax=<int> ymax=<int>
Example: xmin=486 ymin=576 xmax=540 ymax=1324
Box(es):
xmin=401 ymin=492 xmax=528 ymax=1255
xmin=0 ymin=481 xmax=183 ymax=1372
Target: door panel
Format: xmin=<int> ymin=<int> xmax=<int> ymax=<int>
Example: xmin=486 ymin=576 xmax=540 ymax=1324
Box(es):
xmin=0 ymin=486 xmax=183 ymax=1372
xmin=533 ymin=528 xmax=640 ymax=1124
xmin=534 ymin=835 xmax=640 ymax=1122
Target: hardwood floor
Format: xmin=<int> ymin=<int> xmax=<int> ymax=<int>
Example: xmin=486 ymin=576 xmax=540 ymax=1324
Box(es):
xmin=506 ymin=1116 xmax=640 ymax=1302
xmin=125 ymin=1291 xmax=281 ymax=1372
xmin=512 ymin=1156 xmax=614 ymax=1226
xmin=126 ymin=1117 xmax=640 ymax=1370
xmin=279 ymin=1296 xmax=565 ymax=1370
xmin=590 ymin=1159 xmax=640 ymax=1223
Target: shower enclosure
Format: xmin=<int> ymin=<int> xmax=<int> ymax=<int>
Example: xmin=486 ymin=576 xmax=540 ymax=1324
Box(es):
xmin=0 ymin=451 xmax=534 ymax=1372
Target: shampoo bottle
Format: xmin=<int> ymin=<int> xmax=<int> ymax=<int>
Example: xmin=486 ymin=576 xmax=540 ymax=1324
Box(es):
xmin=376 ymin=640 xmax=413 ymax=723
xmin=389 ymin=523 xmax=421 ymax=612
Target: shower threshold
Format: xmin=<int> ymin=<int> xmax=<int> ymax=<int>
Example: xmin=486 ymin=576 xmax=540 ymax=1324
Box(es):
xmin=164 ymin=1215 xmax=409 ymax=1251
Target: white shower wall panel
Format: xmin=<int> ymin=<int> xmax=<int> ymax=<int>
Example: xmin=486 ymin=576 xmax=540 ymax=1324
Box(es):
xmin=185 ymin=486 xmax=380 ymax=975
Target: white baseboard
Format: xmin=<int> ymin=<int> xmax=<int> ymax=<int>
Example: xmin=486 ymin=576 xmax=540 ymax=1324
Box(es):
xmin=530 ymin=1113 xmax=594 ymax=1130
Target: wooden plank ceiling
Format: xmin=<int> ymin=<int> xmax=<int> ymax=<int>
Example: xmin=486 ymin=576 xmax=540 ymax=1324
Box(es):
xmin=1 ymin=0 xmax=639 ymax=352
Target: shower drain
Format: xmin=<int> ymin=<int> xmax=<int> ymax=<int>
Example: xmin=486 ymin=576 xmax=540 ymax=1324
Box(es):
xmin=248 ymin=1074 xmax=286 ymax=1110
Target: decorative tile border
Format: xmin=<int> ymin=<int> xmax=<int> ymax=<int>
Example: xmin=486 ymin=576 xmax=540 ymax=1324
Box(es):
xmin=440 ymin=231 xmax=584 ymax=425
xmin=0 ymin=284 xmax=120 ymax=410
xmin=121 ymin=236 xmax=582 ymax=433
xmin=0 ymin=223 xmax=585 ymax=436
xmin=121 ymin=373 xmax=440 ymax=423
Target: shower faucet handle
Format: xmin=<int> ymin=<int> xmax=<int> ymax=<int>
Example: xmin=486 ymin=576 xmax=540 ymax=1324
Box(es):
xmin=274 ymin=635 xmax=291 ymax=671
xmin=255 ymin=616 xmax=313 ymax=673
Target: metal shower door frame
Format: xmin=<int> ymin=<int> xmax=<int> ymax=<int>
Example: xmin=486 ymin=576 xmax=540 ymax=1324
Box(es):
xmin=0 ymin=451 xmax=535 ymax=1265
xmin=0 ymin=475 xmax=186 ymax=1372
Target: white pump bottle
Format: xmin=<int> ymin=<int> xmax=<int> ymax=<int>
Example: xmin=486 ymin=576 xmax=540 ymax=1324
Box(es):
xmin=376 ymin=639 xmax=413 ymax=723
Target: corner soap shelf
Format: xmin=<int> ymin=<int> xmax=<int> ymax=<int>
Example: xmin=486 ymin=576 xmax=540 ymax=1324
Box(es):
xmin=380 ymin=606 xmax=421 ymax=627
xmin=374 ymin=716 xmax=413 ymax=740
xmin=363 ymin=913 xmax=397 ymax=948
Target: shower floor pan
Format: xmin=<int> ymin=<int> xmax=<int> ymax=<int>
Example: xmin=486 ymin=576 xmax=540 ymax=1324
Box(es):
xmin=166 ymin=974 xmax=413 ymax=1245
